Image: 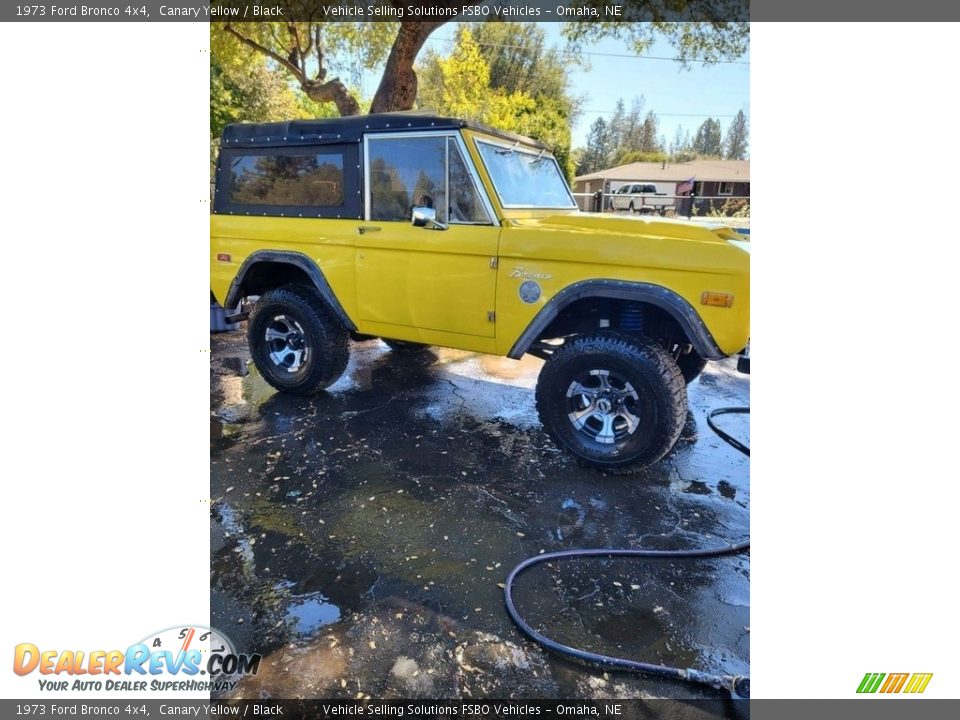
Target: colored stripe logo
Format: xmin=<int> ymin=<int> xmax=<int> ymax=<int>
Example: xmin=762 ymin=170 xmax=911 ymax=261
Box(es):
xmin=857 ymin=672 xmax=932 ymax=694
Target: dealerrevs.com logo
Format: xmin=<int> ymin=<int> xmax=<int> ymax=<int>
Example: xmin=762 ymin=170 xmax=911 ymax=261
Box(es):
xmin=857 ymin=672 xmax=933 ymax=694
xmin=13 ymin=625 xmax=261 ymax=693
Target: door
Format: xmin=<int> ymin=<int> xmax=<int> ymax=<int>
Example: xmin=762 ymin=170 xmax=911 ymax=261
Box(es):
xmin=356 ymin=133 xmax=500 ymax=338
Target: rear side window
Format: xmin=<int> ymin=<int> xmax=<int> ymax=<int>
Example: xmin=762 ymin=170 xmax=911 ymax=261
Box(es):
xmin=214 ymin=143 xmax=361 ymax=218
xmin=229 ymin=153 xmax=344 ymax=207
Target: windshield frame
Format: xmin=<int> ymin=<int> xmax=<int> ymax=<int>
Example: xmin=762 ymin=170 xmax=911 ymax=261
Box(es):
xmin=474 ymin=137 xmax=577 ymax=210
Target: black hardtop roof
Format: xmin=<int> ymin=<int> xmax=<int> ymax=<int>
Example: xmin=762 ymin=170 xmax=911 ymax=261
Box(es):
xmin=220 ymin=111 xmax=545 ymax=150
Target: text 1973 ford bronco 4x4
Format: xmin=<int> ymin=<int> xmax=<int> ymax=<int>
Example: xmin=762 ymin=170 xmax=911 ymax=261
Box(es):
xmin=211 ymin=112 xmax=750 ymax=473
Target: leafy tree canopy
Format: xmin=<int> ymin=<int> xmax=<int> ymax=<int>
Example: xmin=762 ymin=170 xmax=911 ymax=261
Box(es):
xmin=564 ymin=17 xmax=749 ymax=66
xmin=417 ymin=26 xmax=578 ymax=179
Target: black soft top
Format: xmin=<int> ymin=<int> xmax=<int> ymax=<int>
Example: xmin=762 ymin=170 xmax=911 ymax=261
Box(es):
xmin=220 ymin=110 xmax=545 ymax=149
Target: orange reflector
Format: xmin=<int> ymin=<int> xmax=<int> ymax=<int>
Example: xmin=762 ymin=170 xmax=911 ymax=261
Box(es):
xmin=701 ymin=291 xmax=734 ymax=308
xmin=217 ymin=253 xmax=231 ymax=262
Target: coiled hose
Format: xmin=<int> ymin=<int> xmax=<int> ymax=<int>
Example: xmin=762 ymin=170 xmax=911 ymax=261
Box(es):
xmin=503 ymin=407 xmax=751 ymax=699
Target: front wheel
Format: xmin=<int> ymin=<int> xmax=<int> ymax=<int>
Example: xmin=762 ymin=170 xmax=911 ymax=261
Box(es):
xmin=248 ymin=285 xmax=349 ymax=396
xmin=535 ymin=334 xmax=687 ymax=473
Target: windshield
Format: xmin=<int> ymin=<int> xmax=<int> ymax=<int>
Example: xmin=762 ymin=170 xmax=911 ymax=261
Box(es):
xmin=476 ymin=140 xmax=576 ymax=208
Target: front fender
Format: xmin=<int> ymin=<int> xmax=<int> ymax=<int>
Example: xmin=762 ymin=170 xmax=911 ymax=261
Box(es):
xmin=507 ymin=279 xmax=726 ymax=360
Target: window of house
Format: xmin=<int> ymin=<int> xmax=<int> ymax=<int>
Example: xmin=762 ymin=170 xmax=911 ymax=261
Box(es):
xmin=228 ymin=153 xmax=344 ymax=207
xmin=719 ymin=182 xmax=735 ymax=196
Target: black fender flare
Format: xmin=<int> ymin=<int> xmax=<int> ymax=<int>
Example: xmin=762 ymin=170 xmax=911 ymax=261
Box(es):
xmin=507 ymin=279 xmax=725 ymax=360
xmin=225 ymin=250 xmax=356 ymax=331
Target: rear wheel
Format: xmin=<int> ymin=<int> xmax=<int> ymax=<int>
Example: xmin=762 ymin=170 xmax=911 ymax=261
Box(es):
xmin=535 ymin=334 xmax=687 ymax=473
xmin=248 ymin=285 xmax=349 ymax=395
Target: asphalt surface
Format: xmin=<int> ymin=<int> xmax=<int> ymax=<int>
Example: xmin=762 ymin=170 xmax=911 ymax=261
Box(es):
xmin=210 ymin=330 xmax=750 ymax=701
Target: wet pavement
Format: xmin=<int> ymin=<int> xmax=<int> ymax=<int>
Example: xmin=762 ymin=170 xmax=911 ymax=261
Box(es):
xmin=210 ymin=330 xmax=749 ymax=701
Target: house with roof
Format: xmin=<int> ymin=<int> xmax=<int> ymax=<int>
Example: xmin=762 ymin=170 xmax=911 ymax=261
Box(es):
xmin=572 ymin=159 xmax=750 ymax=215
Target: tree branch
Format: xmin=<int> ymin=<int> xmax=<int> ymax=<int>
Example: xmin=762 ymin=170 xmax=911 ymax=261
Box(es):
xmin=302 ymin=78 xmax=360 ymax=116
xmin=224 ymin=23 xmax=305 ymax=84
xmin=286 ymin=22 xmax=303 ymax=72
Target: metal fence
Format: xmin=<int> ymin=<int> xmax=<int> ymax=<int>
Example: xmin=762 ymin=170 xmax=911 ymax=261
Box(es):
xmin=571 ymin=192 xmax=750 ymax=219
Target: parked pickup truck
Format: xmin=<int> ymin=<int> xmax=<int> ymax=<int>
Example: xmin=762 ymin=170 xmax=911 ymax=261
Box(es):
xmin=609 ymin=183 xmax=674 ymax=215
xmin=211 ymin=112 xmax=749 ymax=472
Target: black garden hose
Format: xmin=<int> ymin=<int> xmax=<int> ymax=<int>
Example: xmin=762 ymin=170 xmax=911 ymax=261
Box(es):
xmin=707 ymin=407 xmax=751 ymax=457
xmin=503 ymin=407 xmax=751 ymax=699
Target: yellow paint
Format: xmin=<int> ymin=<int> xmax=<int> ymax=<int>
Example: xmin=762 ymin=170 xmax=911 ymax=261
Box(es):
xmin=211 ymin=129 xmax=749 ymax=358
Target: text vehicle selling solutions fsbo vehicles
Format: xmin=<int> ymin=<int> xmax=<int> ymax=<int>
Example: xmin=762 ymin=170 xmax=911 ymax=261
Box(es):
xmin=210 ymin=112 xmax=750 ymax=472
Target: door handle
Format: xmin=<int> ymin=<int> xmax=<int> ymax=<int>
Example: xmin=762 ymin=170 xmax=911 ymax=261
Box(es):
xmin=358 ymin=226 xmax=381 ymax=235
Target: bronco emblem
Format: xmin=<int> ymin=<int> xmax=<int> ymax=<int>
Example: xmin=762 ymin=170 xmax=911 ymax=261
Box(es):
xmin=510 ymin=266 xmax=553 ymax=281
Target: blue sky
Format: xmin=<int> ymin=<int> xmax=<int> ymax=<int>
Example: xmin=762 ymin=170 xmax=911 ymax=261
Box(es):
xmin=539 ymin=25 xmax=750 ymax=150
xmin=356 ymin=23 xmax=750 ymax=152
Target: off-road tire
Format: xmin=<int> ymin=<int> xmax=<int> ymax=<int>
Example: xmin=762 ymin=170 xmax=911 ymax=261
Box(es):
xmin=248 ymin=285 xmax=349 ymax=396
xmin=676 ymin=351 xmax=708 ymax=384
xmin=535 ymin=333 xmax=687 ymax=473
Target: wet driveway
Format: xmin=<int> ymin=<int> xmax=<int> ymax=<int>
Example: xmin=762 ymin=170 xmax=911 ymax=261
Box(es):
xmin=210 ymin=331 xmax=749 ymax=701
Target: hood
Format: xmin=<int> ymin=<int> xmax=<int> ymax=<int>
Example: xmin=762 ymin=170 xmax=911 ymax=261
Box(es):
xmin=507 ymin=211 xmax=748 ymax=244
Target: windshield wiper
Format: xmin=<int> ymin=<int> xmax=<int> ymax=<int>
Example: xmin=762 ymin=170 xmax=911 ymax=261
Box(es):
xmin=495 ymin=141 xmax=520 ymax=155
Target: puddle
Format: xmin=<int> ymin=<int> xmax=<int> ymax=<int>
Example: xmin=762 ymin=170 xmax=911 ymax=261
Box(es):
xmin=209 ymin=332 xmax=750 ymax=700
xmin=284 ymin=591 xmax=341 ymax=633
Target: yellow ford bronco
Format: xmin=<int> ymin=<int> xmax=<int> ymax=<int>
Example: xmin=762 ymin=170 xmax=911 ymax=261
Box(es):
xmin=211 ymin=112 xmax=749 ymax=472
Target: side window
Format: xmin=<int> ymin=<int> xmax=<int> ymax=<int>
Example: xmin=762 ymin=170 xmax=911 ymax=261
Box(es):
xmin=367 ymin=135 xmax=491 ymax=224
xmin=369 ymin=137 xmax=447 ymax=222
xmin=229 ymin=153 xmax=344 ymax=207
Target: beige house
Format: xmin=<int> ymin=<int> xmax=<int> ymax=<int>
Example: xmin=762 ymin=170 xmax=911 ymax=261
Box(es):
xmin=573 ymin=159 xmax=750 ymax=214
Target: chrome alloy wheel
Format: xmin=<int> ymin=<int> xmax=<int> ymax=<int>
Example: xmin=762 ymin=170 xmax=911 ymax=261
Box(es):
xmin=565 ymin=369 xmax=641 ymax=445
xmin=264 ymin=314 xmax=309 ymax=373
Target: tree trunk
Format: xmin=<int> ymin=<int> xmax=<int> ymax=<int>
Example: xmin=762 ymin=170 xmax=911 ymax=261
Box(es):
xmin=302 ymin=78 xmax=361 ymax=117
xmin=370 ymin=21 xmax=448 ymax=113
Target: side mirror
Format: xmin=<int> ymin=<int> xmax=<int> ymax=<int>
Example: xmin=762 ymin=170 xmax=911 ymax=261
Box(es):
xmin=412 ymin=206 xmax=447 ymax=230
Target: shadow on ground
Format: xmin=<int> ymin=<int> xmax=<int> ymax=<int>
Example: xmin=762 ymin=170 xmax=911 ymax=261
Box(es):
xmin=210 ymin=331 xmax=750 ymax=701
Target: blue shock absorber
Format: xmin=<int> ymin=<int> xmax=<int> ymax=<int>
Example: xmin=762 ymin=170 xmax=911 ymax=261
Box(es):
xmin=619 ymin=303 xmax=645 ymax=333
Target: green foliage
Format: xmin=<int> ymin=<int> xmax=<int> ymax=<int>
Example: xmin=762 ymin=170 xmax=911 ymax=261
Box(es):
xmin=724 ymin=109 xmax=749 ymax=160
xmin=468 ymin=22 xmax=582 ymax=122
xmin=211 ymin=55 xmax=315 ymax=138
xmin=211 ymin=21 xmax=395 ymax=81
xmin=417 ymin=25 xmax=578 ymax=179
xmin=210 ymin=21 xmax=390 ymax=116
xmin=577 ymin=117 xmax=611 ymax=175
xmin=618 ymin=150 xmax=669 ymax=164
xmin=564 ymin=17 xmax=749 ymax=66
xmin=564 ymin=18 xmax=748 ymax=173
xmin=669 ymin=125 xmax=694 ymax=161
xmin=692 ymin=118 xmax=724 ymax=157
xmin=599 ymin=98 xmax=665 ymax=166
